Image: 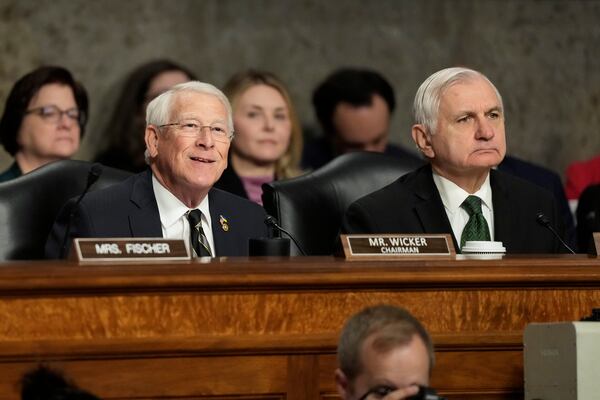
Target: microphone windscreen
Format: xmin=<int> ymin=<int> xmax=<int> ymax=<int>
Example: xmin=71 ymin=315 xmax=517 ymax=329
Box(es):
xmin=264 ymin=215 xmax=278 ymax=227
xmin=536 ymin=212 xmax=550 ymax=226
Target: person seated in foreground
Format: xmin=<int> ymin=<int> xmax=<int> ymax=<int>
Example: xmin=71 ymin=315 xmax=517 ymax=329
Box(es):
xmin=21 ymin=365 xmax=100 ymax=400
xmin=342 ymin=67 xmax=565 ymax=254
xmin=335 ymin=305 xmax=437 ymax=400
xmin=0 ymin=66 xmax=88 ymax=182
xmin=214 ymin=69 xmax=303 ymax=205
xmin=46 ymin=81 xmax=268 ymax=259
xmin=302 ymin=68 xmax=422 ymax=171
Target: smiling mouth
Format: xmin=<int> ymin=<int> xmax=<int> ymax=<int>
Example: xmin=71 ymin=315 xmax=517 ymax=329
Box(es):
xmin=190 ymin=156 xmax=215 ymax=163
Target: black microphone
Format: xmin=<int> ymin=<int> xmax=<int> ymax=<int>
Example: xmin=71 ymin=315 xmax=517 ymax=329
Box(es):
xmin=59 ymin=164 xmax=103 ymax=258
xmin=536 ymin=212 xmax=575 ymax=254
xmin=264 ymin=215 xmax=307 ymax=255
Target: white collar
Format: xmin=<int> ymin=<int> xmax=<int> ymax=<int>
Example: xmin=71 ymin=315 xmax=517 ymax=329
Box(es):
xmin=152 ymin=174 xmax=211 ymax=230
xmin=432 ymin=171 xmax=493 ymax=214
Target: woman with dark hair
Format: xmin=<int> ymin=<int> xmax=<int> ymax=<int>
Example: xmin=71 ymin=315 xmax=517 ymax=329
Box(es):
xmin=94 ymin=59 xmax=195 ymax=172
xmin=215 ymin=70 xmax=303 ymax=205
xmin=0 ymin=66 xmax=88 ymax=182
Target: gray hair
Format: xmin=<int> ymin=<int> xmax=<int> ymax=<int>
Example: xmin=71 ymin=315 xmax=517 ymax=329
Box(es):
xmin=146 ymin=80 xmax=234 ymax=133
xmin=337 ymin=304 xmax=434 ymax=383
xmin=413 ymin=67 xmax=504 ymax=135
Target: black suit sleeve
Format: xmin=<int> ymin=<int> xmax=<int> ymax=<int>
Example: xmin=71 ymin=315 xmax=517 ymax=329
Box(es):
xmin=342 ymin=201 xmax=378 ymax=234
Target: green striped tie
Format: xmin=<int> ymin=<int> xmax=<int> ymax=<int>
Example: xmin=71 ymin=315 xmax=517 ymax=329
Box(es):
xmin=460 ymin=195 xmax=491 ymax=249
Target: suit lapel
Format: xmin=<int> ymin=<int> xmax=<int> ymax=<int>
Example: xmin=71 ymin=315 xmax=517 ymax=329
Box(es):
xmin=491 ymin=170 xmax=516 ymax=251
xmin=412 ymin=166 xmax=459 ymax=250
xmin=208 ymin=189 xmax=230 ymax=256
xmin=128 ymin=170 xmax=162 ymax=237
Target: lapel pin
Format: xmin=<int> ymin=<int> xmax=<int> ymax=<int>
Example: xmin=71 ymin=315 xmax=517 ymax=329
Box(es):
xmin=219 ymin=215 xmax=229 ymax=232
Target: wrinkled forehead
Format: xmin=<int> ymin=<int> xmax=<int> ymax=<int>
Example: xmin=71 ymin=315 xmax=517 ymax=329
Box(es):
xmin=169 ymin=90 xmax=228 ymax=119
xmin=440 ymin=75 xmax=503 ymax=110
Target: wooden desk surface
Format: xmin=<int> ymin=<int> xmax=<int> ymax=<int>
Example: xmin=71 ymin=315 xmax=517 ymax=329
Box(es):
xmin=0 ymin=256 xmax=599 ymax=399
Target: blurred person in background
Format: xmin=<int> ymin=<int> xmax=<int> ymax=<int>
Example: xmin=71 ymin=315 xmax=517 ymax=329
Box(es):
xmin=94 ymin=59 xmax=195 ymax=172
xmin=303 ymin=67 xmax=421 ymax=171
xmin=0 ymin=66 xmax=88 ymax=182
xmin=215 ymin=70 xmax=303 ymax=205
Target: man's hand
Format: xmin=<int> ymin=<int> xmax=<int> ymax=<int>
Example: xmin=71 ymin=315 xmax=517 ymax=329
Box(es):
xmin=381 ymin=384 xmax=420 ymax=399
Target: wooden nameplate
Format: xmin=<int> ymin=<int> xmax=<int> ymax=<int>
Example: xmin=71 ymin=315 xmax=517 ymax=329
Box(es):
xmin=341 ymin=233 xmax=455 ymax=261
xmin=73 ymin=238 xmax=190 ymax=262
xmin=593 ymin=232 xmax=600 ymax=256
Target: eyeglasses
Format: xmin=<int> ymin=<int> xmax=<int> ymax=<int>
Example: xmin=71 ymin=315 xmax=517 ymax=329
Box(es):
xmin=25 ymin=105 xmax=83 ymax=125
xmin=158 ymin=120 xmax=234 ymax=141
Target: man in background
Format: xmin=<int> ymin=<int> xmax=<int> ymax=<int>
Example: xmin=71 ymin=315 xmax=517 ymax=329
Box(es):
xmin=303 ymin=68 xmax=422 ymax=170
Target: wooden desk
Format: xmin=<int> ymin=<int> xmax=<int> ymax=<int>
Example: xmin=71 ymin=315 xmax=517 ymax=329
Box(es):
xmin=0 ymin=256 xmax=599 ymax=399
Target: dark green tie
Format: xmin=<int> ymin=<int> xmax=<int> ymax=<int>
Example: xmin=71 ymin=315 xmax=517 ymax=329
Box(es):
xmin=460 ymin=195 xmax=491 ymax=249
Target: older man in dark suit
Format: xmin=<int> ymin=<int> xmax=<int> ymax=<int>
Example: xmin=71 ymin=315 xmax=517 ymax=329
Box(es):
xmin=342 ymin=67 xmax=564 ymax=254
xmin=46 ymin=81 xmax=267 ymax=258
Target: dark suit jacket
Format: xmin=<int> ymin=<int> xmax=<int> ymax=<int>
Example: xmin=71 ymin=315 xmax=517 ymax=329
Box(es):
xmin=342 ymin=165 xmax=565 ymax=254
xmin=45 ymin=170 xmax=268 ymax=258
xmin=499 ymin=155 xmax=575 ymax=249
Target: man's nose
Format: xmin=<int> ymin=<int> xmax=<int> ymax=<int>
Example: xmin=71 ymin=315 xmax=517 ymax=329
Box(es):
xmin=475 ymin=116 xmax=495 ymax=139
xmin=195 ymin=126 xmax=215 ymax=147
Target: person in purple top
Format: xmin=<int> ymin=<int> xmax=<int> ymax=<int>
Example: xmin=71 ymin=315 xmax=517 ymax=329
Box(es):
xmin=215 ymin=70 xmax=303 ymax=205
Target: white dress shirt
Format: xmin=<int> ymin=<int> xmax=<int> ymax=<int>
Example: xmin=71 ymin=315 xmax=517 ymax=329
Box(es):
xmin=432 ymin=172 xmax=494 ymax=246
xmin=152 ymin=174 xmax=215 ymax=257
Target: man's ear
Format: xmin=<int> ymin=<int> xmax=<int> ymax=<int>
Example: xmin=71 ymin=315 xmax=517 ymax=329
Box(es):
xmin=145 ymin=125 xmax=159 ymax=158
xmin=335 ymin=368 xmax=351 ymax=400
xmin=411 ymin=124 xmax=435 ymax=159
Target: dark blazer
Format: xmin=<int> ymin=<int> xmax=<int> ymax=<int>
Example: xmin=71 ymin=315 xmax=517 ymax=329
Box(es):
xmin=342 ymin=164 xmax=565 ymax=254
xmin=499 ymin=155 xmax=575 ymax=249
xmin=45 ymin=170 xmax=268 ymax=258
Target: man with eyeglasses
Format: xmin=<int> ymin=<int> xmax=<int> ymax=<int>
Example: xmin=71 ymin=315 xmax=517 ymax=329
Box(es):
xmin=335 ymin=305 xmax=442 ymax=400
xmin=46 ymin=81 xmax=268 ymax=258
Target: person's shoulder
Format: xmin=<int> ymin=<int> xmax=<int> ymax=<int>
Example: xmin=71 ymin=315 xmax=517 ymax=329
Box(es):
xmin=501 ymin=155 xmax=559 ymax=179
xmin=0 ymin=162 xmax=21 ymax=183
xmin=351 ymin=164 xmax=426 ymax=207
xmin=492 ymin=168 xmax=554 ymax=199
xmin=80 ymin=170 xmax=148 ymax=206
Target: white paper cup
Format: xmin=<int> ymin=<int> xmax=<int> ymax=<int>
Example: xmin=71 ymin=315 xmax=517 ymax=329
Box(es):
xmin=461 ymin=241 xmax=506 ymax=259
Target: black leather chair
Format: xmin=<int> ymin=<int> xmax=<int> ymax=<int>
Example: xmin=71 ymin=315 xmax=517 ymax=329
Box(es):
xmin=262 ymin=152 xmax=423 ymax=255
xmin=576 ymin=183 xmax=600 ymax=253
xmin=0 ymin=160 xmax=132 ymax=260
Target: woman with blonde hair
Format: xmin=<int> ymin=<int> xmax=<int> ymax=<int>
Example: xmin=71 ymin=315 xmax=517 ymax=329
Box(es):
xmin=215 ymin=69 xmax=303 ymax=205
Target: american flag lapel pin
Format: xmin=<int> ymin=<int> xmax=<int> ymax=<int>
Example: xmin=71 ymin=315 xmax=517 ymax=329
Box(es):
xmin=219 ymin=215 xmax=229 ymax=232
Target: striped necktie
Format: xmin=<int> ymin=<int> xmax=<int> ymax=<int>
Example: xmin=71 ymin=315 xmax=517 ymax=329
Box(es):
xmin=187 ymin=209 xmax=212 ymax=257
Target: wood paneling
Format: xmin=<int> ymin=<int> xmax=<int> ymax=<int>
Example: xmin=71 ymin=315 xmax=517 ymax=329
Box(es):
xmin=0 ymin=256 xmax=598 ymax=399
